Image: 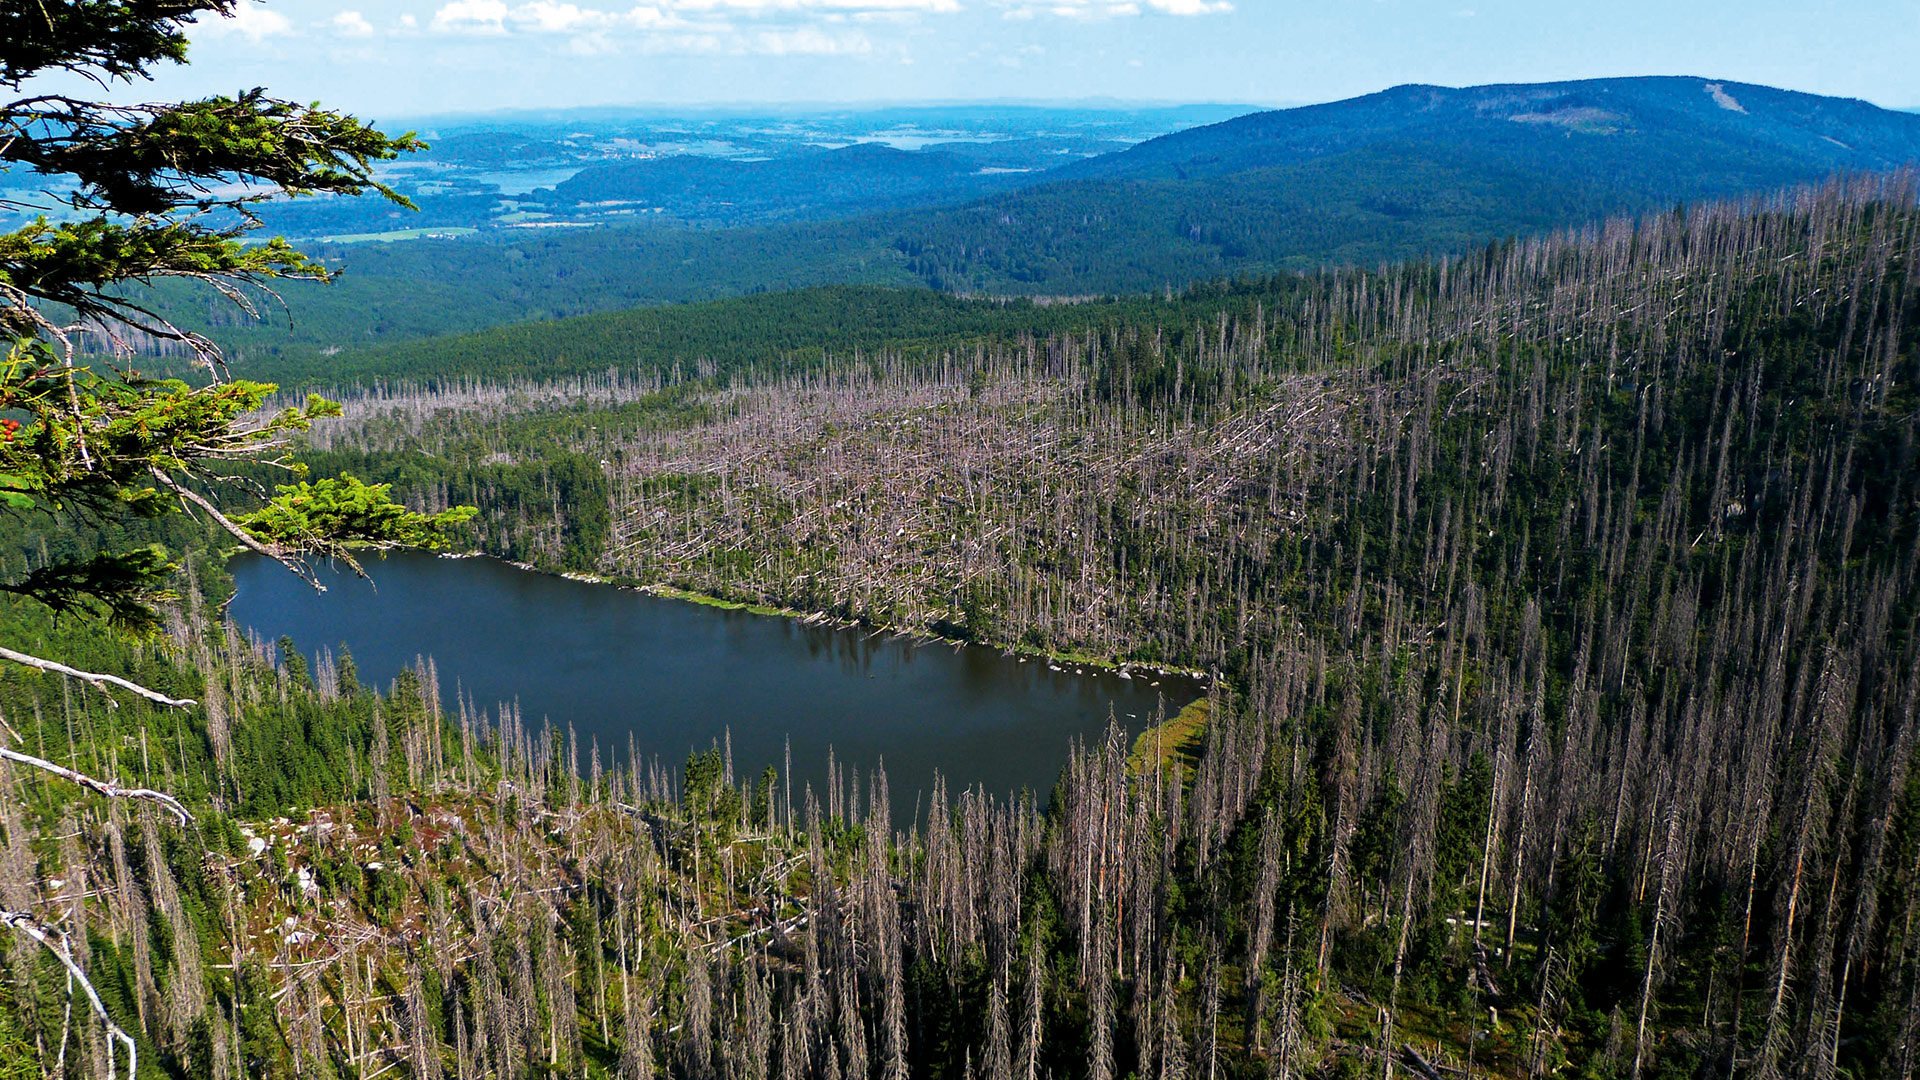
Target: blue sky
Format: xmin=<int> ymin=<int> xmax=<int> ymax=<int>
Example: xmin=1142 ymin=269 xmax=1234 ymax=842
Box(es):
xmin=124 ymin=0 xmax=1920 ymax=117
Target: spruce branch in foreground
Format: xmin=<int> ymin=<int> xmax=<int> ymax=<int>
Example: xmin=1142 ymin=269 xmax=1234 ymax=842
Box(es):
xmin=0 ymin=4 xmax=473 ymax=1073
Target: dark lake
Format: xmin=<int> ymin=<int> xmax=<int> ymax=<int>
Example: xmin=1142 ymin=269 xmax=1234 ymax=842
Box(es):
xmin=227 ymin=551 xmax=1198 ymax=810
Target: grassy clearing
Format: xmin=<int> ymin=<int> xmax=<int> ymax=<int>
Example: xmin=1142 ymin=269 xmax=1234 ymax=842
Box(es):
xmin=1128 ymin=696 xmax=1211 ymax=775
xmin=319 ymin=226 xmax=478 ymax=243
xmin=639 ymin=582 xmax=808 ymax=620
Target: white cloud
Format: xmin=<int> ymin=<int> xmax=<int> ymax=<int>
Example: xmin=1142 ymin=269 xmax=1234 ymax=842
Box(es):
xmin=422 ymin=0 xmax=950 ymax=56
xmin=431 ymin=0 xmax=511 ymax=32
xmin=510 ymin=1 xmax=683 ymax=31
xmin=328 ymin=11 xmax=376 ymax=37
xmin=678 ymin=0 xmax=958 ymax=11
xmin=753 ymin=26 xmax=873 ymax=53
xmin=999 ymin=0 xmax=1227 ymax=16
xmin=429 ymin=0 xmax=956 ymax=35
xmin=1144 ymin=0 xmax=1230 ymax=12
xmin=637 ymin=31 xmax=731 ymax=52
xmin=197 ymin=3 xmax=295 ymax=41
xmin=518 ymin=2 xmax=609 ymax=31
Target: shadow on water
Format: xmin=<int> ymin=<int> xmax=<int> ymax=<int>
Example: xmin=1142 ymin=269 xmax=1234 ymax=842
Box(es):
xmin=227 ymin=551 xmax=1202 ymax=815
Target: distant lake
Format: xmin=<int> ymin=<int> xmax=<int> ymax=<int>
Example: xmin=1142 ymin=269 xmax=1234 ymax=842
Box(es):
xmin=227 ymin=552 xmax=1198 ymax=812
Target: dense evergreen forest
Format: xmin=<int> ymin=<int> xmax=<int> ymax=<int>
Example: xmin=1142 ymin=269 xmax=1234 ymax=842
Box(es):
xmin=8 ymin=176 xmax=1920 ymax=1080
xmin=248 ymin=287 xmax=1151 ymax=388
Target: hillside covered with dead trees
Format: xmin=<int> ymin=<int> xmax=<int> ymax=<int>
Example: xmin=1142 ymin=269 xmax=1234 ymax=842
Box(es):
xmin=6 ymin=176 xmax=1920 ymax=1080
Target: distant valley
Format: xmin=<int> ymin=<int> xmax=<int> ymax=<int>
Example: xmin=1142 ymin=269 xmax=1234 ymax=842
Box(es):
xmin=227 ymin=103 xmax=1256 ymax=238
xmin=121 ymin=77 xmax=1920 ymax=381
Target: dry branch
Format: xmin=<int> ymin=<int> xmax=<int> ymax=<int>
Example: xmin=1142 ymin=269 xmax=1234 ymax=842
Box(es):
xmin=1 ymin=909 xmax=140 ymax=1080
xmin=0 ymin=745 xmax=194 ymax=825
xmin=0 ymin=645 xmax=197 ymax=709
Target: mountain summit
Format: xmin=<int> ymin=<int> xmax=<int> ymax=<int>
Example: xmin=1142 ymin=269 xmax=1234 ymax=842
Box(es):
xmin=1066 ymin=76 xmax=1920 ymax=183
xmin=893 ymin=76 xmax=1920 ymax=293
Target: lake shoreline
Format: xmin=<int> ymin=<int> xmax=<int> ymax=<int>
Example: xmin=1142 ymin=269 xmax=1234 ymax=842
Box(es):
xmin=229 ymin=548 xmax=1199 ymax=806
xmin=440 ymin=550 xmax=1213 ymax=690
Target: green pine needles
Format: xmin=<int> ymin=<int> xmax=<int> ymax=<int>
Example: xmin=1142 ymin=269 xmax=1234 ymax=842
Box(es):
xmin=0 ymin=1 xmax=472 ymax=686
xmin=0 ymin=10 xmax=472 ymax=1075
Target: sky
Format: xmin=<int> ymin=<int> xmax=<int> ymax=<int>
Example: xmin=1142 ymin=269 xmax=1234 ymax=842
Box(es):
xmin=105 ymin=0 xmax=1920 ymax=118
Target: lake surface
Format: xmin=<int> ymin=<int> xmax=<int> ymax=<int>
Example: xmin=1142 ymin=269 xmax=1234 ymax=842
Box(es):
xmin=227 ymin=552 xmax=1197 ymax=810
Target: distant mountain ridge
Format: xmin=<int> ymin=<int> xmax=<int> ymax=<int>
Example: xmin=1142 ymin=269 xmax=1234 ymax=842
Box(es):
xmin=889 ymin=76 xmax=1920 ymax=292
xmin=1064 ymin=77 xmax=1920 ymax=182
xmin=539 ymin=78 xmax=1920 ymax=239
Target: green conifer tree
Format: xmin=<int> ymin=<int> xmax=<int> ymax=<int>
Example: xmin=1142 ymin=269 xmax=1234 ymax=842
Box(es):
xmin=0 ymin=6 xmax=471 ymax=1074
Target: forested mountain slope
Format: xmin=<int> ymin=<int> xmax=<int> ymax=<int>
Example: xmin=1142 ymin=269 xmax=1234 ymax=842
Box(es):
xmin=129 ymin=225 xmax=925 ymax=374
xmin=245 ymin=284 xmax=1291 ymax=388
xmin=546 ymin=142 xmax=1040 ymax=224
xmin=1066 ymin=77 xmax=1920 ymax=182
xmin=8 ymin=178 xmax=1920 ymax=1080
xmin=246 ymin=286 xmax=1071 ymax=387
xmin=889 ymin=77 xmax=1920 ymax=292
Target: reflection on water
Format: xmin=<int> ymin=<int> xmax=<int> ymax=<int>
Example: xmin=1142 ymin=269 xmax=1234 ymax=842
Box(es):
xmin=227 ymin=552 xmax=1199 ymax=810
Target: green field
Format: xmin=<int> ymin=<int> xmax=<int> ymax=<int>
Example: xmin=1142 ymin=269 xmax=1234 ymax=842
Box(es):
xmin=318 ymin=226 xmax=480 ymax=243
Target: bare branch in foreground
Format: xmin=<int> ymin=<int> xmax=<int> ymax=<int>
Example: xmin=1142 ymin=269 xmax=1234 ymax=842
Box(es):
xmin=0 ymin=645 xmax=198 ymax=709
xmin=0 ymin=746 xmax=193 ymax=826
xmin=1 ymin=909 xmax=139 ymax=1080
xmin=148 ymin=467 xmax=321 ymax=589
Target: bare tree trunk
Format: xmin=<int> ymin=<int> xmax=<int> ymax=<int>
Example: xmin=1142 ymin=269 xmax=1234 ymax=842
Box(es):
xmin=1631 ymin=785 xmax=1684 ymax=1080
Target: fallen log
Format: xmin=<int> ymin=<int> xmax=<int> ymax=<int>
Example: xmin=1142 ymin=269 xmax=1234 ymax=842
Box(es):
xmin=1402 ymin=1043 xmax=1467 ymax=1079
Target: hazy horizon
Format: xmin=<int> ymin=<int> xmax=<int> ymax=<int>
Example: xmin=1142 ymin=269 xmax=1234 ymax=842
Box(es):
xmin=372 ymin=83 xmax=1920 ymax=132
xmin=80 ymin=1 xmax=1920 ymax=119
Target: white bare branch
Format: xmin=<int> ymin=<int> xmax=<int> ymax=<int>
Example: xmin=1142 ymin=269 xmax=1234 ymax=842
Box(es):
xmin=0 ymin=745 xmax=193 ymax=825
xmin=1 ymin=909 xmax=139 ymax=1080
xmin=0 ymin=645 xmax=197 ymax=709
xmin=148 ymin=466 xmax=321 ymax=589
